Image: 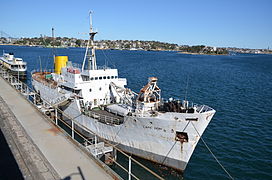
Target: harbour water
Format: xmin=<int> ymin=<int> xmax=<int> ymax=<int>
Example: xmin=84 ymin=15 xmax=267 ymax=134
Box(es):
xmin=0 ymin=45 xmax=271 ymax=180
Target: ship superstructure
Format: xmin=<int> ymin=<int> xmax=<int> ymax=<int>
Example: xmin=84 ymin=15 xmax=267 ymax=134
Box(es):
xmin=0 ymin=52 xmax=27 ymax=79
xmin=31 ymin=12 xmax=216 ymax=171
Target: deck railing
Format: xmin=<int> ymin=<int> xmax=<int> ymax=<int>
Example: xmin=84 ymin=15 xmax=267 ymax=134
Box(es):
xmin=195 ymin=104 xmax=214 ymax=113
xmin=81 ymin=108 xmax=123 ymax=125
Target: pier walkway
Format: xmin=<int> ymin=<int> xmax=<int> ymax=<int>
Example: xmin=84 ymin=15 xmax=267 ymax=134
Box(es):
xmin=0 ymin=77 xmax=114 ymax=180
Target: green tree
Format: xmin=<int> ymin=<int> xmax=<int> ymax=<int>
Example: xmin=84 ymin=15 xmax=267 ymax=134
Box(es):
xmin=75 ymin=40 xmax=81 ymax=47
xmin=124 ymin=44 xmax=130 ymax=49
xmin=44 ymin=38 xmax=51 ymax=46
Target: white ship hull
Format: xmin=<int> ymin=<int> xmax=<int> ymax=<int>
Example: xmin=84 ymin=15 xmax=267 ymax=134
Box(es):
xmin=32 ymin=78 xmax=215 ymax=171
xmin=31 ymin=13 xmax=216 ymax=172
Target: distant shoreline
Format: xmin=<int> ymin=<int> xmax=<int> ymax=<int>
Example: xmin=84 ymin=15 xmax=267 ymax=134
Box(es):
xmin=178 ymin=51 xmax=272 ymax=55
xmin=1 ymin=44 xmax=271 ymax=55
xmin=0 ymin=44 xmax=174 ymax=51
xmin=0 ymin=43 xmax=23 ymax=46
xmin=178 ymin=51 xmax=228 ymax=56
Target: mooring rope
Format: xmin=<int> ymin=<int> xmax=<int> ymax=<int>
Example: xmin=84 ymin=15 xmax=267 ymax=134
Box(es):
xmin=191 ymin=121 xmax=234 ymax=180
xmin=161 ymin=120 xmax=191 ymax=165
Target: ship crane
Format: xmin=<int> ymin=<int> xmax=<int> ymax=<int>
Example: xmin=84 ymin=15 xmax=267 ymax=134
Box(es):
xmin=137 ymin=77 xmax=161 ymax=103
xmin=109 ymin=82 xmax=138 ymax=106
xmin=136 ymin=77 xmax=161 ymax=112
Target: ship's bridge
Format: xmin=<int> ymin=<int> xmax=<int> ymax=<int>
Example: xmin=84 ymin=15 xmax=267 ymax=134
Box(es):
xmin=59 ymin=65 xmax=127 ymax=108
xmin=81 ymin=68 xmax=119 ymax=81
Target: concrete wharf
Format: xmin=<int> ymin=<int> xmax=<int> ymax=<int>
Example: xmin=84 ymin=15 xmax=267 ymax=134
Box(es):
xmin=0 ymin=76 xmax=115 ymax=180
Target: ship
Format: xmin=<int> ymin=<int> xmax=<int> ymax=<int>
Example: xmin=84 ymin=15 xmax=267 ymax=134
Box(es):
xmin=0 ymin=52 xmax=27 ymax=79
xmin=31 ymin=13 xmax=216 ymax=172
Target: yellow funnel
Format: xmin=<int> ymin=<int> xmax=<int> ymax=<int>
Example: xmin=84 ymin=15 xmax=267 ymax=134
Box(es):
xmin=54 ymin=56 xmax=68 ymax=74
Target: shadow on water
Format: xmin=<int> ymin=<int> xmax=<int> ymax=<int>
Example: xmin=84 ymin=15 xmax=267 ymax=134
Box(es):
xmin=0 ymin=128 xmax=24 ymax=179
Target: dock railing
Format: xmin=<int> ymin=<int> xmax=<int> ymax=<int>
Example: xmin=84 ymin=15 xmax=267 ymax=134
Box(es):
xmin=0 ymin=66 xmax=164 ymax=180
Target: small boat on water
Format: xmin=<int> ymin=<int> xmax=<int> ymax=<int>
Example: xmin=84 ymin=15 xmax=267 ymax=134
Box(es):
xmin=0 ymin=52 xmax=27 ymax=79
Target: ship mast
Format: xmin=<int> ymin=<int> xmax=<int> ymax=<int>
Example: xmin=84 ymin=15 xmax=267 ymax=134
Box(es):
xmin=82 ymin=11 xmax=97 ymax=71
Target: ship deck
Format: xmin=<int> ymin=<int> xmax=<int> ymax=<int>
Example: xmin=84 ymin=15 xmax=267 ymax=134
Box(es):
xmin=32 ymin=72 xmax=58 ymax=89
xmin=82 ymin=108 xmax=125 ymax=125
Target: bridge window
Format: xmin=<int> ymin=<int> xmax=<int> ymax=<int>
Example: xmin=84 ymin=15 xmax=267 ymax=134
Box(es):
xmin=90 ymin=77 xmax=94 ymax=80
xmin=115 ymin=76 xmax=118 ymax=79
xmin=99 ymin=77 xmax=102 ymax=80
xmin=95 ymin=77 xmax=98 ymax=80
xmin=107 ymin=76 xmax=110 ymax=79
xmin=111 ymin=76 xmax=114 ymax=79
xmin=81 ymin=75 xmax=90 ymax=81
xmin=103 ymin=76 xmax=106 ymax=79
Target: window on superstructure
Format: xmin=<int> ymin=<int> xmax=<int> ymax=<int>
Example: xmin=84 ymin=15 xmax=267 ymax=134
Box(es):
xmin=74 ymin=90 xmax=81 ymax=94
xmin=103 ymin=76 xmax=106 ymax=79
xmin=99 ymin=87 xmax=102 ymax=91
xmin=61 ymin=85 xmax=73 ymax=92
xmin=95 ymin=77 xmax=98 ymax=80
xmin=90 ymin=77 xmax=94 ymax=80
xmin=89 ymin=88 xmax=92 ymax=92
xmin=111 ymin=76 xmax=114 ymax=79
xmin=99 ymin=77 xmax=102 ymax=80
xmin=115 ymin=76 xmax=118 ymax=79
xmin=107 ymin=76 xmax=110 ymax=79
xmin=81 ymin=75 xmax=90 ymax=81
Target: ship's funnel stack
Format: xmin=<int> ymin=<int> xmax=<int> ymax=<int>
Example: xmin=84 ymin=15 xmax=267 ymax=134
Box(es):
xmin=54 ymin=56 xmax=68 ymax=74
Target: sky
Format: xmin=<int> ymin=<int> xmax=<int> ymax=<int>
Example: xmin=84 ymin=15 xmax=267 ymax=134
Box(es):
xmin=1 ymin=0 xmax=272 ymax=49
